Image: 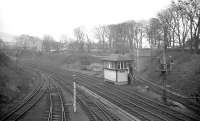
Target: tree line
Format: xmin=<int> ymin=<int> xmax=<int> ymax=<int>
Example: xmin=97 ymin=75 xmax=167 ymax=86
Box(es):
xmin=13 ymin=34 xmax=61 ymax=52
xmin=9 ymin=0 xmax=199 ymax=54
xmin=92 ymin=0 xmax=200 ymax=53
xmin=71 ymin=21 xmax=146 ymax=54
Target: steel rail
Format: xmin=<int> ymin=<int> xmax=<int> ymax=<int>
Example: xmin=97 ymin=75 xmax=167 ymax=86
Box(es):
xmin=50 ymin=72 xmax=120 ymax=121
xmin=1 ymin=79 xmax=45 ymax=121
xmin=74 ymin=71 xmax=200 ymax=121
xmin=47 ymin=77 xmax=68 ymax=121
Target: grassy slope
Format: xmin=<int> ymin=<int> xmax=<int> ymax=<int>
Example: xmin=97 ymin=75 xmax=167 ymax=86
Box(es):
xmin=141 ymin=50 xmax=200 ymax=96
xmin=42 ymin=52 xmax=102 ymax=69
xmin=20 ymin=50 xmax=200 ymax=97
xmin=0 ymin=51 xmax=37 ymax=113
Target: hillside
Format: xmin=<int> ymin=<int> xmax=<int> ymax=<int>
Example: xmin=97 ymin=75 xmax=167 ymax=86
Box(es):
xmin=0 ymin=32 xmax=16 ymax=42
xmin=0 ymin=51 xmax=38 ymax=113
xmin=141 ymin=50 xmax=200 ymax=98
xmin=18 ymin=50 xmax=200 ymax=100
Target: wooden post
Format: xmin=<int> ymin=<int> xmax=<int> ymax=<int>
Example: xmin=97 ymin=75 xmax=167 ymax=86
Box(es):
xmin=136 ymin=47 xmax=139 ymax=72
xmin=73 ymin=75 xmax=76 ymax=112
xmin=162 ymin=25 xmax=168 ymax=103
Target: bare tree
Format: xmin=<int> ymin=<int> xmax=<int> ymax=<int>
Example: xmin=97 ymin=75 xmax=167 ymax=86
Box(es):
xmin=42 ymin=35 xmax=56 ymax=52
xmin=94 ymin=25 xmax=110 ymax=50
xmin=95 ymin=21 xmax=146 ymax=53
xmin=157 ymin=8 xmax=177 ymax=48
xmin=148 ymin=18 xmax=163 ymax=48
xmin=168 ymin=2 xmax=189 ymax=49
xmin=59 ymin=35 xmax=68 ymax=51
xmin=74 ymin=27 xmax=85 ymax=51
xmin=177 ymin=0 xmax=200 ymax=52
xmin=86 ymin=34 xmax=92 ymax=52
xmin=123 ymin=21 xmax=137 ymax=51
xmin=134 ymin=23 xmax=145 ymax=49
xmin=109 ymin=23 xmax=129 ymax=53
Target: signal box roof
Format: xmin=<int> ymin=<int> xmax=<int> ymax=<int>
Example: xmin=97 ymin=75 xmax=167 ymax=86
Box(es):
xmin=102 ymin=54 xmax=135 ymax=61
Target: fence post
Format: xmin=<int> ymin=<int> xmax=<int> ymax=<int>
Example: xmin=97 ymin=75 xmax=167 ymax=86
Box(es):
xmin=73 ymin=74 xmax=77 ymax=112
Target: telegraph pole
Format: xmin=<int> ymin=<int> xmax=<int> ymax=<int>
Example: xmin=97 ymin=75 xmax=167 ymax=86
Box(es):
xmin=137 ymin=47 xmax=139 ymax=72
xmin=73 ymin=74 xmax=77 ymax=112
xmin=161 ymin=26 xmax=168 ymax=103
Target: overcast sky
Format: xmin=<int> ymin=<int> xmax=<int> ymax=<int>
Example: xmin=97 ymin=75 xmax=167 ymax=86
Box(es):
xmin=0 ymin=0 xmax=172 ymax=41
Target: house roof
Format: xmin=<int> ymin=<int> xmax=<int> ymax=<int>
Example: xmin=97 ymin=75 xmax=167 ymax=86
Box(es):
xmin=102 ymin=54 xmax=135 ymax=61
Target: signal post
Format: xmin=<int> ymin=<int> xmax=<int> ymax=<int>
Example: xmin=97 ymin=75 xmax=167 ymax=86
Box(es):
xmin=73 ymin=74 xmax=77 ymax=113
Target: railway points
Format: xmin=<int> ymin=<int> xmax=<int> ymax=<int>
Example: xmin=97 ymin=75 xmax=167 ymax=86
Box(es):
xmin=47 ymin=78 xmax=69 ymax=121
xmin=20 ymin=62 xmax=200 ymax=121
xmin=73 ymin=72 xmax=200 ymax=121
xmin=0 ymin=73 xmax=46 ymax=121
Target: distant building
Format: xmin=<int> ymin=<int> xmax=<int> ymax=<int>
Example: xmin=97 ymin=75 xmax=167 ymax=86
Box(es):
xmin=16 ymin=35 xmax=42 ymax=51
xmin=102 ymin=54 xmax=135 ymax=85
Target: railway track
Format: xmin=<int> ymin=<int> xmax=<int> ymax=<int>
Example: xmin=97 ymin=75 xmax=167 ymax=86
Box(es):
xmin=0 ymin=75 xmax=46 ymax=121
xmin=136 ymin=75 xmax=200 ymax=114
xmin=47 ymin=77 xmax=69 ymax=121
xmin=24 ymin=62 xmax=121 ymax=121
xmin=48 ymin=71 xmax=121 ymax=121
xmin=0 ymin=67 xmax=43 ymax=119
xmin=77 ymin=87 xmax=121 ymax=121
xmin=73 ymin=72 xmax=200 ymax=121
xmin=23 ymin=62 xmax=200 ymax=121
xmin=75 ymin=76 xmax=166 ymax=121
xmin=49 ymin=70 xmax=152 ymax=121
